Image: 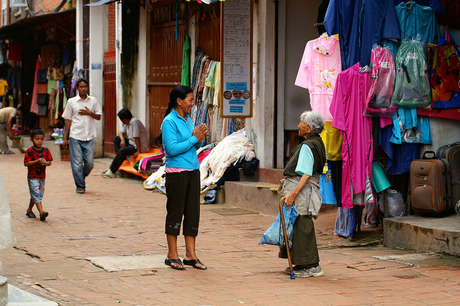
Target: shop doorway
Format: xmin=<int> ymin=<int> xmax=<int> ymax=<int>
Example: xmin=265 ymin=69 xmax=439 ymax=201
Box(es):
xmin=103 ymin=51 xmax=117 ymax=156
xmin=148 ymin=22 xmax=186 ymax=143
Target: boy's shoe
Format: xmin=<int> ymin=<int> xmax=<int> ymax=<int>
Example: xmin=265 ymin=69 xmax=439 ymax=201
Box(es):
xmin=39 ymin=211 xmax=49 ymax=221
xmin=4 ymin=150 xmax=14 ymax=154
xmin=102 ymin=170 xmax=116 ymax=178
xmin=294 ymin=265 xmax=324 ymax=278
xmin=26 ymin=211 xmax=36 ymax=218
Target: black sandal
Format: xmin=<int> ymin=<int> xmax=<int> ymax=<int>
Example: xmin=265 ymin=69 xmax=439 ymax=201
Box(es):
xmin=164 ymin=258 xmax=186 ymax=270
xmin=183 ymin=259 xmax=207 ymax=270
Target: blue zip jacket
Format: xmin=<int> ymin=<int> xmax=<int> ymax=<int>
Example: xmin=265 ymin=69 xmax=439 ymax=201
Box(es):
xmin=161 ymin=109 xmax=200 ymax=170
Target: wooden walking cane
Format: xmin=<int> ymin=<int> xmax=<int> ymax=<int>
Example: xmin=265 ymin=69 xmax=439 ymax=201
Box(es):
xmin=279 ymin=196 xmax=295 ymax=279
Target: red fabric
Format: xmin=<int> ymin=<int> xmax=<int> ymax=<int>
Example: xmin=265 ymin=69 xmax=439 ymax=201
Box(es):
xmin=7 ymin=42 xmax=25 ymax=61
xmin=198 ymin=148 xmax=212 ymax=164
xmin=24 ymin=147 xmax=53 ymax=180
xmin=30 ymin=56 xmax=41 ymax=115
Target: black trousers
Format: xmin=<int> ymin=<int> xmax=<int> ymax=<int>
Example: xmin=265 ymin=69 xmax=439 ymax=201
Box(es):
xmin=110 ymin=136 xmax=137 ymax=173
xmin=165 ymin=170 xmax=200 ymax=236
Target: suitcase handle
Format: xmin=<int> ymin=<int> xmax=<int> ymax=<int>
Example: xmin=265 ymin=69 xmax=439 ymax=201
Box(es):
xmin=422 ymin=151 xmax=436 ymax=159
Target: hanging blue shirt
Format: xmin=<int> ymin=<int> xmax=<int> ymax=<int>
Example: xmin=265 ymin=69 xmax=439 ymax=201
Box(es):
xmin=380 ymin=124 xmax=420 ymax=175
xmin=393 ymin=0 xmax=446 ymax=13
xmin=324 ymin=0 xmax=400 ymax=69
xmin=389 ymin=108 xmax=432 ymax=145
xmin=395 ymin=1 xmax=441 ymax=44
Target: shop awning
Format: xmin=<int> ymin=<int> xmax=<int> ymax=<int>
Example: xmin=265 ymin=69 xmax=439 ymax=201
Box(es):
xmin=86 ymin=0 xmax=118 ymax=7
xmin=0 ymin=9 xmax=76 ymax=41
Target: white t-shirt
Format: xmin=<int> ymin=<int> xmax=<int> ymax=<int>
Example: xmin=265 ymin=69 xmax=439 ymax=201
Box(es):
xmin=62 ymin=95 xmax=102 ymax=141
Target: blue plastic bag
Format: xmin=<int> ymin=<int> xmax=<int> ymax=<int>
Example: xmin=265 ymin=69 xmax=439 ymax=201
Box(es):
xmin=320 ymin=164 xmax=337 ymax=204
xmin=334 ymin=207 xmax=356 ymax=239
xmin=259 ymin=204 xmax=299 ymax=247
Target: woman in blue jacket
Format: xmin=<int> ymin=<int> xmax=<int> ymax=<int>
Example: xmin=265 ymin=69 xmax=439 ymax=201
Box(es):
xmin=160 ymin=86 xmax=207 ymax=270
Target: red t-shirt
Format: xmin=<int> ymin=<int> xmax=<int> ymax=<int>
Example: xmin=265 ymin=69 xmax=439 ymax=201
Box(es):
xmin=24 ymin=147 xmax=53 ymax=180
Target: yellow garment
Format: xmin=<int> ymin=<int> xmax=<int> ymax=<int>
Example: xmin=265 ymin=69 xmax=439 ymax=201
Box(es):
xmin=320 ymin=121 xmax=342 ymax=161
xmin=0 ymin=80 xmax=9 ymax=96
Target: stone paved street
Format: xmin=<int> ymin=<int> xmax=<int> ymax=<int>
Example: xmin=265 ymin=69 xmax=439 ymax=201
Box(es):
xmin=1 ymin=149 xmax=460 ymax=305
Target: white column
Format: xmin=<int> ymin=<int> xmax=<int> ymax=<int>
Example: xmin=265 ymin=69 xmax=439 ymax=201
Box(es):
xmin=76 ymin=0 xmax=84 ymax=70
xmin=256 ymin=0 xmax=276 ymax=168
xmin=89 ymin=5 xmax=107 ymax=157
xmin=137 ymin=7 xmax=148 ymax=126
xmin=115 ymin=2 xmax=123 ymax=132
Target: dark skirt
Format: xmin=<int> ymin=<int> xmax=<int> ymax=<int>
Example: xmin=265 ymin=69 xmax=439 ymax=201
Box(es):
xmin=280 ymin=215 xmax=319 ymax=268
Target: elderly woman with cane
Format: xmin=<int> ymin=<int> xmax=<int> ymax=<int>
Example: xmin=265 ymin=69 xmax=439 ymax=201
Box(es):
xmin=159 ymin=86 xmax=208 ymax=270
xmin=280 ymin=110 xmax=326 ymax=278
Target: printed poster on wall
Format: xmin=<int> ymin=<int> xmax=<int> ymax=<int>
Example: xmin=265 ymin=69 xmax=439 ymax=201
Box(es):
xmin=221 ymin=0 xmax=253 ymax=118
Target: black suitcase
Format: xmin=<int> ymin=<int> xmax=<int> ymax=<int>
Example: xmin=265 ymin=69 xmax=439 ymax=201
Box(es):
xmin=437 ymin=142 xmax=460 ymax=208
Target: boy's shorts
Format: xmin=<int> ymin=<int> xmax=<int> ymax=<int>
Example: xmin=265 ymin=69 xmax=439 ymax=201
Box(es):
xmin=28 ymin=179 xmax=45 ymax=204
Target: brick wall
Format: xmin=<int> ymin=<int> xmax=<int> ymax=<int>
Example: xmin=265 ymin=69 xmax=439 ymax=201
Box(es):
xmin=107 ymin=2 xmax=115 ymax=51
xmin=31 ymin=0 xmax=75 ymax=13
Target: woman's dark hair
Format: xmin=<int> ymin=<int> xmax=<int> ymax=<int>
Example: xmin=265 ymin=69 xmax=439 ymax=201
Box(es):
xmin=164 ymin=85 xmax=193 ymax=118
xmin=30 ymin=127 xmax=45 ymax=138
xmin=117 ymin=108 xmax=133 ymax=120
xmin=76 ymin=78 xmax=89 ymax=88
xmin=154 ymin=86 xmax=193 ymax=147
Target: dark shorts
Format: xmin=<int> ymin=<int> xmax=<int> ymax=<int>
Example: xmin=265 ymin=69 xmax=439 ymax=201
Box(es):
xmin=165 ymin=170 xmax=200 ymax=236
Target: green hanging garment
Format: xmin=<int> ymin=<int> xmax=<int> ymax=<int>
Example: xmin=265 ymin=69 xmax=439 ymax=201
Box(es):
xmin=181 ymin=35 xmax=191 ymax=87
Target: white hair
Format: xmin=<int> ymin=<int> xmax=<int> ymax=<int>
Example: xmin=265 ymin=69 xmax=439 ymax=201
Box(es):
xmin=300 ymin=111 xmax=325 ymax=135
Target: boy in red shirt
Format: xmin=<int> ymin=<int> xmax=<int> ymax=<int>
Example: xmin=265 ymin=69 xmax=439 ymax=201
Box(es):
xmin=24 ymin=128 xmax=53 ymax=221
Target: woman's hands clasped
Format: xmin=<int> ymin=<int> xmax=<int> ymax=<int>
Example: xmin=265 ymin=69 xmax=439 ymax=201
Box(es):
xmin=193 ymin=123 xmax=208 ymax=142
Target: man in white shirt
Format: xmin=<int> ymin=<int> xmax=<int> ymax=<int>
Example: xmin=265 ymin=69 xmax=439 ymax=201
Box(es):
xmin=62 ymin=78 xmax=102 ymax=194
xmin=102 ymin=108 xmax=149 ymax=178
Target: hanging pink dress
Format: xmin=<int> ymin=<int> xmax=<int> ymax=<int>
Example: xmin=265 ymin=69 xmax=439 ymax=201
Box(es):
xmin=329 ymin=63 xmax=373 ymax=209
xmin=295 ymin=35 xmax=341 ymax=122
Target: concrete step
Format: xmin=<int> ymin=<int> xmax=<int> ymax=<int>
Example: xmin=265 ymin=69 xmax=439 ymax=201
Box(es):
xmin=258 ymin=168 xmax=284 ymax=184
xmin=383 ymin=214 xmax=460 ymax=256
xmin=0 ymin=276 xmax=6 ymax=306
xmin=225 ymin=179 xmax=337 ymax=216
xmin=225 ymin=181 xmax=280 ymax=216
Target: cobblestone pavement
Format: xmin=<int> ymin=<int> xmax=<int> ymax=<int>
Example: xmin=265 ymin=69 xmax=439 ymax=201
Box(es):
xmin=1 ymin=148 xmax=460 ymax=305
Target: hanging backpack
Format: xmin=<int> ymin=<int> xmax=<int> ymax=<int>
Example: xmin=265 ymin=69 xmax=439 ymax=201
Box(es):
xmin=392 ymin=39 xmax=431 ymax=108
xmin=429 ymin=31 xmax=460 ymax=108
xmin=365 ymin=46 xmax=397 ymax=116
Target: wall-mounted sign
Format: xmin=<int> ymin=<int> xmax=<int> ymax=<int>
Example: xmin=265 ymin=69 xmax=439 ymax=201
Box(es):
xmin=221 ymin=0 xmax=253 ymax=118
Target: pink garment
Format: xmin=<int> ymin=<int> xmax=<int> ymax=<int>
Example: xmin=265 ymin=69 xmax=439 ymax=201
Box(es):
xmin=198 ymin=148 xmax=213 ymax=164
xmin=30 ymin=56 xmax=41 ymax=115
xmin=329 ymin=63 xmax=373 ymax=209
xmin=165 ymin=168 xmax=194 ymax=173
xmin=295 ymin=35 xmax=341 ymax=122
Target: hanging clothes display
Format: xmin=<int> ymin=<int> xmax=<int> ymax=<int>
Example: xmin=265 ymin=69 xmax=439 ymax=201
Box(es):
xmin=365 ymin=45 xmax=397 ymax=116
xmin=329 ymin=64 xmax=373 ymax=209
xmin=295 ymin=34 xmax=341 ymax=122
xmin=30 ymin=56 xmax=41 ymax=115
xmin=181 ymin=35 xmax=191 ymax=87
xmin=395 ymin=1 xmax=441 ymax=44
xmin=392 ymin=39 xmax=431 ymax=107
xmin=390 ymin=108 xmax=432 ymax=144
xmin=394 ymin=0 xmax=446 ymax=13
xmin=323 ymin=0 xmax=400 ymax=68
